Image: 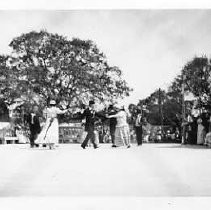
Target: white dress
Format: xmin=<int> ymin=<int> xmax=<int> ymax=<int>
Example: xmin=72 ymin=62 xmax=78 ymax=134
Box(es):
xmin=109 ymin=110 xmax=130 ymax=146
xmin=35 ymin=107 xmax=66 ymax=145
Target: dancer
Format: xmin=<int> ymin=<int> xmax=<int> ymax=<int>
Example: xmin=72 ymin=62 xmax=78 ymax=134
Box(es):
xmin=81 ymin=100 xmax=100 ymax=149
xmin=35 ymin=100 xmax=69 ymax=149
xmin=25 ymin=105 xmax=41 ymax=148
xmin=107 ymin=106 xmax=131 ymax=148
xmin=107 ymin=105 xmax=117 ymax=147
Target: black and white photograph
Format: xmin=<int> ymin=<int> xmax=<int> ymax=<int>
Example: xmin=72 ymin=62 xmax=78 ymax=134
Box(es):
xmin=1 ymin=0 xmax=211 ymax=209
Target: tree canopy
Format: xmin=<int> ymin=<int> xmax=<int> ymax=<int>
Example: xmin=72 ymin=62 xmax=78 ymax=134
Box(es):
xmin=0 ymin=30 xmax=132 ymax=111
xmin=169 ymin=56 xmax=211 ymax=110
xmin=130 ymin=56 xmax=211 ymax=129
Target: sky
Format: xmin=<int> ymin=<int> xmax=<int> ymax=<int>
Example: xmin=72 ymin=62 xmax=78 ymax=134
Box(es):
xmin=0 ymin=10 xmax=211 ymax=106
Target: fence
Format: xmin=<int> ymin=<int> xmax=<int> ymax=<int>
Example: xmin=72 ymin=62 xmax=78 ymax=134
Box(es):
xmin=59 ymin=123 xmax=83 ymax=143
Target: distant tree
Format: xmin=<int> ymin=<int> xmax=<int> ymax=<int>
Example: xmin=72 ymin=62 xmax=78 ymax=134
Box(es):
xmin=169 ymin=56 xmax=211 ymax=110
xmin=167 ymin=74 xmax=183 ymax=105
xmin=0 ymin=55 xmax=18 ymax=104
xmin=0 ymin=99 xmax=9 ymax=122
xmin=132 ymin=56 xmax=211 ymax=129
xmin=137 ymin=89 xmax=164 ymax=125
xmin=162 ymin=99 xmax=181 ymax=127
xmin=136 ymin=89 xmax=181 ymax=128
xmin=183 ymin=57 xmax=210 ymax=100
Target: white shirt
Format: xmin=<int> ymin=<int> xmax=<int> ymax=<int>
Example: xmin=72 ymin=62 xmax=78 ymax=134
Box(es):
xmin=31 ymin=113 xmax=36 ymax=124
xmin=135 ymin=114 xmax=142 ymax=126
xmin=109 ymin=110 xmax=128 ymax=127
xmin=44 ymin=107 xmax=66 ymax=119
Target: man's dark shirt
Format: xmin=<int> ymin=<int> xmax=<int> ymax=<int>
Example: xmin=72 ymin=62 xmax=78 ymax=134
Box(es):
xmin=25 ymin=113 xmax=41 ymax=134
xmin=108 ymin=109 xmax=117 ymax=129
xmin=81 ymin=108 xmax=101 ymax=132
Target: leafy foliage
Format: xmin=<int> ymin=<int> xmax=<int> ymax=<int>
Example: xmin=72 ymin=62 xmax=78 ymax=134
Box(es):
xmin=168 ymin=56 xmax=211 ymax=110
xmin=130 ymin=89 xmax=181 ymax=128
xmin=0 ymin=30 xmax=132 ymax=113
xmin=132 ymin=56 xmax=211 ymax=129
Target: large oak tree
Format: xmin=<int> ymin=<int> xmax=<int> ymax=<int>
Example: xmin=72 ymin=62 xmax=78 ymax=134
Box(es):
xmin=2 ymin=30 xmax=131 ymax=111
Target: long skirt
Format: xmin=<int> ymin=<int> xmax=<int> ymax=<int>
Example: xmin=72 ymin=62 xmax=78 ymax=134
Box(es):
xmin=197 ymin=124 xmax=206 ymax=145
xmin=35 ymin=118 xmax=59 ymax=145
xmin=114 ymin=125 xmax=130 ymax=146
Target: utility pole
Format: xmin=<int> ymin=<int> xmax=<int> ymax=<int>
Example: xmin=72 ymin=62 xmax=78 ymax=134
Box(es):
xmin=181 ymin=75 xmax=186 ymax=144
xmin=158 ymin=88 xmax=163 ymax=137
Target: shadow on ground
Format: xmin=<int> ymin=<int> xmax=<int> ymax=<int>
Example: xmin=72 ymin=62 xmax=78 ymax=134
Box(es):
xmin=156 ymin=144 xmax=210 ymax=150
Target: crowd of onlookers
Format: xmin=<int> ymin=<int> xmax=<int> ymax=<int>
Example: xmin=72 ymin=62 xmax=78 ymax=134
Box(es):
xmin=183 ymin=105 xmax=211 ymax=147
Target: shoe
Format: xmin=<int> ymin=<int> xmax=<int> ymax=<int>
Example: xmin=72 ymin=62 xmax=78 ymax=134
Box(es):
xmin=112 ymin=145 xmax=117 ymax=148
xmin=127 ymin=145 xmax=131 ymax=148
xmin=94 ymin=146 xmax=99 ymax=149
xmin=81 ymin=145 xmax=86 ymax=149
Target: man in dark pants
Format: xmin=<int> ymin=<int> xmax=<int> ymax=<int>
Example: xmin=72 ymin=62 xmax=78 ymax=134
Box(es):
xmin=108 ymin=105 xmax=117 ymax=147
xmin=134 ymin=108 xmax=143 ymax=146
xmin=81 ymin=100 xmax=100 ymax=149
xmin=26 ymin=105 xmax=41 ymax=148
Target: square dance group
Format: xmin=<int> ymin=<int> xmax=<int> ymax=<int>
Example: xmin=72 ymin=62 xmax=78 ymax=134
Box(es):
xmin=25 ymin=100 xmax=143 ymax=150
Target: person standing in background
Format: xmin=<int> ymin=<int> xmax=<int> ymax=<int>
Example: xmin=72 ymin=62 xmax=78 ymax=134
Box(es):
xmin=25 ymin=105 xmax=41 ymax=148
xmin=204 ymin=112 xmax=211 ymax=147
xmin=197 ymin=116 xmax=206 ymax=145
xmin=134 ymin=108 xmax=143 ymax=146
xmin=201 ymin=108 xmax=210 ymax=136
xmin=142 ymin=117 xmax=151 ymax=143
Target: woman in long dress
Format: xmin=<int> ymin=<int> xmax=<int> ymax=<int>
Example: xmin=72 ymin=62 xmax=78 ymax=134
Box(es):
xmin=197 ymin=117 xmax=206 ymax=145
xmin=107 ymin=106 xmax=131 ymax=148
xmin=142 ymin=117 xmax=151 ymax=143
xmin=35 ymin=100 xmax=68 ymax=149
xmin=204 ymin=115 xmax=211 ymax=147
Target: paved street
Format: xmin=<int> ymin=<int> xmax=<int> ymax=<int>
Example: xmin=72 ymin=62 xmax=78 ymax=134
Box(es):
xmin=0 ymin=143 xmax=211 ymax=197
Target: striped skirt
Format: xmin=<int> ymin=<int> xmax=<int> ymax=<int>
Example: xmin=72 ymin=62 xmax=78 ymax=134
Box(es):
xmin=114 ymin=125 xmax=130 ymax=146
